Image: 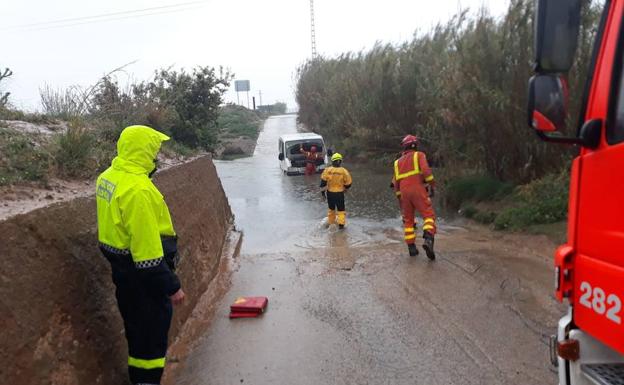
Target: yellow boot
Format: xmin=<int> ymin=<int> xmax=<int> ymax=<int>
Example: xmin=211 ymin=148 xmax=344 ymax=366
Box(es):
xmin=327 ymin=209 xmax=336 ymax=225
xmin=337 ymin=211 xmax=346 ymax=229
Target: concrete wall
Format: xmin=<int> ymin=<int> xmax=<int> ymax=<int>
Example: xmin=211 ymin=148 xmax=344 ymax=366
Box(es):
xmin=0 ymin=156 xmax=232 ymax=385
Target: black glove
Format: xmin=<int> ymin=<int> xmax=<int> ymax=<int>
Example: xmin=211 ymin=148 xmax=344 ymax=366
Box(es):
xmin=389 ymin=182 xmax=394 ymax=189
xmin=321 ymin=190 xmax=326 ymax=199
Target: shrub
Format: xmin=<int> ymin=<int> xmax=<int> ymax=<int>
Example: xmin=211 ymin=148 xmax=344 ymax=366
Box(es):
xmin=474 ymin=210 xmax=497 ymax=224
xmin=0 ymin=68 xmax=13 ymax=108
xmin=91 ymin=118 xmax=125 ymax=143
xmin=217 ymin=105 xmax=261 ymax=139
xmin=90 ymin=66 xmax=233 ymax=150
xmin=0 ymin=108 xmax=54 ymax=124
xmin=462 ymin=205 xmax=477 ymax=218
xmin=257 ymin=102 xmax=287 ymax=115
xmin=446 ymin=174 xmax=513 ymax=209
xmin=161 ymin=140 xmax=197 ymax=158
xmin=0 ymin=107 xmax=24 ymax=120
xmin=0 ymin=129 xmax=51 ymax=185
xmin=494 ymin=172 xmax=569 ymax=230
xmin=53 ymin=121 xmax=96 ymax=178
xmin=40 ymin=85 xmax=87 ymax=119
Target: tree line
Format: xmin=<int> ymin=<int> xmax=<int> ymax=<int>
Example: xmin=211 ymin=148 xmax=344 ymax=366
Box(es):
xmin=296 ymin=0 xmax=600 ymax=183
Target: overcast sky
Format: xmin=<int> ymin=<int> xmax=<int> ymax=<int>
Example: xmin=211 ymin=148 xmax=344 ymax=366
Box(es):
xmin=2 ymin=0 xmax=509 ymax=111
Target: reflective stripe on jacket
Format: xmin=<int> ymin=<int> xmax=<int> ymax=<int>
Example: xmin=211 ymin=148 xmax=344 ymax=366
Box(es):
xmin=394 ymin=151 xmax=421 ymax=181
xmin=392 ymin=150 xmax=434 ymax=193
xmin=321 ymin=166 xmax=353 ymax=192
xmin=301 ymin=149 xmax=321 ymax=163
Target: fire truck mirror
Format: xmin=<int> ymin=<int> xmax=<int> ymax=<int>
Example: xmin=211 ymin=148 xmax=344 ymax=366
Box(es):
xmin=528 ymin=74 xmax=568 ymax=133
xmin=534 ymin=0 xmax=582 ymax=73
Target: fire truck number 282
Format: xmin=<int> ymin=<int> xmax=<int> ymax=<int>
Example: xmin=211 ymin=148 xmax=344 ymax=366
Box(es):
xmin=579 ymin=282 xmax=622 ymax=325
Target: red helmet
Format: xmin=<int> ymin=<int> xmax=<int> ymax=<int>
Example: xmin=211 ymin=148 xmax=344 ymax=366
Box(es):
xmin=401 ymin=135 xmax=418 ymax=148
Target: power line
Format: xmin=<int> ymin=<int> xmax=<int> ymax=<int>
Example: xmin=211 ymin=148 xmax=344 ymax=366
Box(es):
xmin=1 ymin=1 xmax=208 ymax=32
xmin=15 ymin=6 xmax=205 ymax=32
xmin=2 ymin=0 xmax=207 ymax=30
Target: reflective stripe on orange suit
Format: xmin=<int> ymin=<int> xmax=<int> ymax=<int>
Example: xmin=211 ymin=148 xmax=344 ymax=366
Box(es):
xmin=392 ymin=150 xmax=436 ymax=244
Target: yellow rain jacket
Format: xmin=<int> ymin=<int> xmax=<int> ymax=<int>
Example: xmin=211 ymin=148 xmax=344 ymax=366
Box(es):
xmin=321 ymin=166 xmax=353 ymax=192
xmin=96 ymin=125 xmax=179 ymax=293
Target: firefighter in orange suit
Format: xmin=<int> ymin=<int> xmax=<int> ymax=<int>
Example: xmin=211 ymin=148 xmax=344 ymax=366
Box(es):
xmin=391 ymin=135 xmax=436 ymax=259
xmin=320 ymin=153 xmax=352 ymax=229
xmin=300 ymin=144 xmax=321 ymax=175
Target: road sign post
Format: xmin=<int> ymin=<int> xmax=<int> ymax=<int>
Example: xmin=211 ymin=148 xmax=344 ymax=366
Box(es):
xmin=234 ymin=80 xmax=251 ymax=108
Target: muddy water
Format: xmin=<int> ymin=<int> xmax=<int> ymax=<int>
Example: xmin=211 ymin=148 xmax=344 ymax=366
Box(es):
xmin=214 ymin=114 xmax=442 ymax=254
xmin=176 ymin=115 xmax=562 ymax=385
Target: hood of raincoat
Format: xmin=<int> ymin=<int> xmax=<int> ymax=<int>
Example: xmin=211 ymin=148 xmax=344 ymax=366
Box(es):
xmin=112 ymin=125 xmax=170 ymax=174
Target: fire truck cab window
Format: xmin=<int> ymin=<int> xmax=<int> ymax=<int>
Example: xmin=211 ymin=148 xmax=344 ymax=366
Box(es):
xmin=610 ymin=62 xmax=624 ymax=144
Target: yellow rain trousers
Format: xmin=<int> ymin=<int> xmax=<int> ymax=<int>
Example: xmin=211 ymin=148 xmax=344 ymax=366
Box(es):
xmin=321 ymin=166 xmax=352 ymax=226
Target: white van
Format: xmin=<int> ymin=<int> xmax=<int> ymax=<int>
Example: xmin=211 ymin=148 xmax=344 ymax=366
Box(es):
xmin=278 ymin=133 xmax=330 ymax=175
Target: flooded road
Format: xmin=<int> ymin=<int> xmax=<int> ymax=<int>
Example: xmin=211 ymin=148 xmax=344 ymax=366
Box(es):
xmin=212 ymin=114 xmax=408 ymax=254
xmin=174 ymin=115 xmax=564 ymax=385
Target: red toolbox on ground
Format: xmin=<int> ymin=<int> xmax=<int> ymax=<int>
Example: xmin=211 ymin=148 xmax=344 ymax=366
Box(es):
xmin=229 ymin=296 xmax=268 ymax=319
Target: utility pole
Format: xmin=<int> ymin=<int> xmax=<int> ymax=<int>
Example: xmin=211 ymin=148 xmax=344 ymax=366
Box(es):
xmin=309 ymin=0 xmax=317 ymax=58
xmin=259 ymin=90 xmax=263 ymax=106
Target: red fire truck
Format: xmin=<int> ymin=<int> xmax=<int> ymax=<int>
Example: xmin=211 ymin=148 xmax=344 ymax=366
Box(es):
xmin=528 ymin=0 xmax=624 ymax=383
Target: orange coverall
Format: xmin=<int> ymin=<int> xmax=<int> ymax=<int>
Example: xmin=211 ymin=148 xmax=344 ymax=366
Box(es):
xmin=392 ymin=150 xmax=436 ymax=245
xmin=301 ymin=148 xmax=320 ymax=175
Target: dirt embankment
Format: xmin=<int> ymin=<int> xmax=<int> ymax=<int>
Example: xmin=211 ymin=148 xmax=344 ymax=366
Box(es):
xmin=0 ymin=156 xmax=236 ymax=385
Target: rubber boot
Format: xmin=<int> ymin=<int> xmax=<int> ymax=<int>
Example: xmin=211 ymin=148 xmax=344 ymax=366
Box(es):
xmin=407 ymin=243 xmax=418 ymax=257
xmin=337 ymin=211 xmax=346 ymax=229
xmin=422 ymin=231 xmax=435 ymax=260
xmin=327 ymin=209 xmax=336 ymax=225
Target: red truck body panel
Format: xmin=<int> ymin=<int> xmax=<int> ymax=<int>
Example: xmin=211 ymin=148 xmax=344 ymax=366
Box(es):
xmin=556 ymin=0 xmax=624 ymax=354
xmin=574 ymin=255 xmax=624 ymax=352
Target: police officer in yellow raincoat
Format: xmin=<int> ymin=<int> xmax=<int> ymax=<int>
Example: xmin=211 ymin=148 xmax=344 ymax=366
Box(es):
xmin=96 ymin=125 xmax=185 ymax=385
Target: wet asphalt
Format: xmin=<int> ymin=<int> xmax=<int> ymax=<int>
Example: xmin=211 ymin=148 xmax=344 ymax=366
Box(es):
xmin=174 ymin=115 xmax=562 ymax=385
